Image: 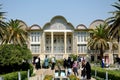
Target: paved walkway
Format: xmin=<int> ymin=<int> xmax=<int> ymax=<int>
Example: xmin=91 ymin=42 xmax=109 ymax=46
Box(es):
xmin=30 ymin=67 xmax=96 ymax=80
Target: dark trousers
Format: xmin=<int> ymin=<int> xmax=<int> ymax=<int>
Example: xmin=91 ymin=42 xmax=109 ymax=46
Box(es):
xmin=73 ymin=67 xmax=78 ymax=76
xmin=86 ymin=72 xmax=91 ymax=79
xmin=51 ymin=63 xmax=55 ymax=70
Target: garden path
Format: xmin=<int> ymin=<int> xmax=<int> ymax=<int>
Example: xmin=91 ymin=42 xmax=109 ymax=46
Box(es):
xmin=29 ymin=68 xmax=96 ymax=80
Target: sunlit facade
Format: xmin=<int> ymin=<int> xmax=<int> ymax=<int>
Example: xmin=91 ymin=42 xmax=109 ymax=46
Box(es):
xmin=19 ymin=15 xmax=119 ymax=64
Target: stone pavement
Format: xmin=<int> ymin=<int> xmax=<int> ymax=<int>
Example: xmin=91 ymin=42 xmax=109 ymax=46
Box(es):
xmin=29 ymin=67 xmax=96 ymax=80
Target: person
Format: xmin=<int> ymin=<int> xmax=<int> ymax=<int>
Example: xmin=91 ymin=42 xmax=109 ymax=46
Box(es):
xmin=51 ymin=57 xmax=56 ymax=70
xmin=72 ymin=61 xmax=79 ymax=76
xmin=78 ymin=56 xmax=81 ymax=62
xmin=67 ymin=68 xmax=72 ymax=76
xmin=101 ymin=58 xmax=105 ymax=68
xmin=77 ymin=56 xmax=81 ymax=69
xmin=81 ymin=60 xmax=86 ymax=79
xmin=67 ymin=57 xmax=71 ymax=68
xmin=71 ymin=58 xmax=74 ymax=68
xmin=38 ymin=57 xmax=41 ymax=69
xmin=85 ymin=62 xmax=91 ymax=80
xmin=35 ymin=57 xmax=39 ymax=70
xmin=63 ymin=58 xmax=67 ymax=69
xmin=44 ymin=55 xmax=49 ymax=69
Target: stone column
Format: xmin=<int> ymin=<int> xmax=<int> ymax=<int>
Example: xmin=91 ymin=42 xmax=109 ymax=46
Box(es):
xmin=51 ymin=32 xmax=53 ymax=54
xmin=73 ymin=32 xmax=77 ymax=54
xmin=64 ymin=32 xmax=67 ymax=54
xmin=44 ymin=32 xmax=46 ymax=54
xmin=41 ymin=32 xmax=45 ymax=53
xmin=76 ymin=32 xmax=78 ymax=55
xmin=109 ymin=43 xmax=114 ymax=64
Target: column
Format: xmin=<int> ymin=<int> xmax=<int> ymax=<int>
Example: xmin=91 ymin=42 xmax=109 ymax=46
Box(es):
xmin=44 ymin=32 xmax=46 ymax=54
xmin=51 ymin=32 xmax=53 ymax=54
xmin=64 ymin=32 xmax=67 ymax=54
xmin=41 ymin=32 xmax=45 ymax=53
xmin=75 ymin=32 xmax=78 ymax=55
xmin=109 ymin=43 xmax=114 ymax=64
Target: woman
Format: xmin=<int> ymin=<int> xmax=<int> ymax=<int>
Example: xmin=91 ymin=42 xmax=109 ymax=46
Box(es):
xmin=81 ymin=60 xmax=86 ymax=79
xmin=85 ymin=62 xmax=91 ymax=80
xmin=72 ymin=61 xmax=79 ymax=76
xmin=44 ymin=55 xmax=49 ymax=68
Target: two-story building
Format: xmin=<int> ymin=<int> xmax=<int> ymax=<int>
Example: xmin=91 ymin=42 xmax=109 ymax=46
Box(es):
xmin=19 ymin=15 xmax=119 ymax=64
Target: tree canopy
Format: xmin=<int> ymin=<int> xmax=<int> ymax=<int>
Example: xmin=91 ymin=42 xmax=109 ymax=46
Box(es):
xmin=87 ymin=24 xmax=109 ymax=59
xmin=0 ymin=44 xmax=32 ymax=66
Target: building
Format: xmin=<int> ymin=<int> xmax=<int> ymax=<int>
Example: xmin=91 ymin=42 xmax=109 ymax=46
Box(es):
xmin=19 ymin=15 xmax=119 ymax=64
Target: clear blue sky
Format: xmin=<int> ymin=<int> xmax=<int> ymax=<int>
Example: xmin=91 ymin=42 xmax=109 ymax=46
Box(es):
xmin=1 ymin=0 xmax=118 ymax=27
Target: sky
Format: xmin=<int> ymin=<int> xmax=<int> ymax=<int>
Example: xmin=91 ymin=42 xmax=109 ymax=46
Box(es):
xmin=1 ymin=0 xmax=118 ymax=27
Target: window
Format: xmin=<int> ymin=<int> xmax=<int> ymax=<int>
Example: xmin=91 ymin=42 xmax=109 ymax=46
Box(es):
xmin=78 ymin=44 xmax=87 ymax=53
xmin=30 ymin=32 xmax=40 ymax=42
xmin=31 ymin=44 xmax=40 ymax=53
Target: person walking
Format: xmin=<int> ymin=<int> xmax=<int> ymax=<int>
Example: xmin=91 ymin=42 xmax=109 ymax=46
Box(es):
xmin=35 ymin=57 xmax=39 ymax=70
xmin=44 ymin=55 xmax=49 ymax=69
xmin=63 ymin=58 xmax=67 ymax=69
xmin=81 ymin=60 xmax=86 ymax=79
xmin=38 ymin=57 xmax=41 ymax=69
xmin=51 ymin=57 xmax=56 ymax=70
xmin=85 ymin=61 xmax=91 ymax=80
xmin=67 ymin=57 xmax=71 ymax=68
xmin=101 ymin=58 xmax=105 ymax=68
xmin=72 ymin=61 xmax=79 ymax=76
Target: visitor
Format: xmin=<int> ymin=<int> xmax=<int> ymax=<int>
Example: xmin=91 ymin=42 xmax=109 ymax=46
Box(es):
xmin=35 ymin=57 xmax=39 ymax=70
xmin=72 ymin=61 xmax=79 ymax=76
xmin=101 ymin=58 xmax=105 ymax=68
xmin=85 ymin=61 xmax=91 ymax=80
xmin=77 ymin=56 xmax=81 ymax=62
xmin=67 ymin=68 xmax=72 ymax=76
xmin=67 ymin=57 xmax=71 ymax=68
xmin=51 ymin=57 xmax=56 ymax=70
xmin=63 ymin=58 xmax=67 ymax=69
xmin=77 ymin=56 xmax=81 ymax=69
xmin=81 ymin=60 xmax=86 ymax=79
xmin=44 ymin=55 xmax=49 ymax=69
xmin=71 ymin=58 xmax=74 ymax=68
xmin=38 ymin=57 xmax=41 ymax=69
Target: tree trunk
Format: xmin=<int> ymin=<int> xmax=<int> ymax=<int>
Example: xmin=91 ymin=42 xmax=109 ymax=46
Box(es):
xmin=100 ymin=48 xmax=104 ymax=60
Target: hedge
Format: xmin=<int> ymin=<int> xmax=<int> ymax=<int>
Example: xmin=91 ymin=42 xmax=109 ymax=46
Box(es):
xmin=68 ymin=74 xmax=80 ymax=80
xmin=43 ymin=74 xmax=80 ymax=80
xmin=44 ymin=75 xmax=53 ymax=80
xmin=1 ymin=71 xmax=27 ymax=80
xmin=91 ymin=67 xmax=120 ymax=80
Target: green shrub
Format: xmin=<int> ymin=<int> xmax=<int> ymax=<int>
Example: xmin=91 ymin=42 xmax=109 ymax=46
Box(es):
xmin=0 ymin=44 xmax=32 ymax=74
xmin=91 ymin=67 xmax=120 ymax=80
xmin=1 ymin=71 xmax=27 ymax=80
xmin=69 ymin=54 xmax=77 ymax=61
xmin=68 ymin=75 xmax=80 ymax=80
xmin=44 ymin=75 xmax=53 ymax=80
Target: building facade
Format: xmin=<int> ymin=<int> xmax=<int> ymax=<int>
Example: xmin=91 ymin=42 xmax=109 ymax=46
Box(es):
xmin=19 ymin=15 xmax=119 ymax=64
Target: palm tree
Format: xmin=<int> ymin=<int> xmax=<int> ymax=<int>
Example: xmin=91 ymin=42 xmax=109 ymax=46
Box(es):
xmin=0 ymin=4 xmax=6 ymax=44
xmin=106 ymin=1 xmax=120 ymax=39
xmin=2 ymin=19 xmax=28 ymax=46
xmin=87 ymin=24 xmax=109 ymax=60
xmin=0 ymin=4 xmax=5 ymax=20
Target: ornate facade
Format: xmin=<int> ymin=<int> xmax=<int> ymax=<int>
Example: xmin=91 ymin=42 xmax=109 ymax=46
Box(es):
xmin=19 ymin=15 xmax=119 ymax=64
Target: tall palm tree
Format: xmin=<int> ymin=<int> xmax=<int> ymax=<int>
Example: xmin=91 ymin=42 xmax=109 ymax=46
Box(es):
xmin=0 ymin=4 xmax=5 ymax=20
xmin=87 ymin=24 xmax=109 ymax=60
xmin=0 ymin=4 xmax=6 ymax=44
xmin=106 ymin=1 xmax=120 ymax=39
xmin=2 ymin=19 xmax=28 ymax=46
